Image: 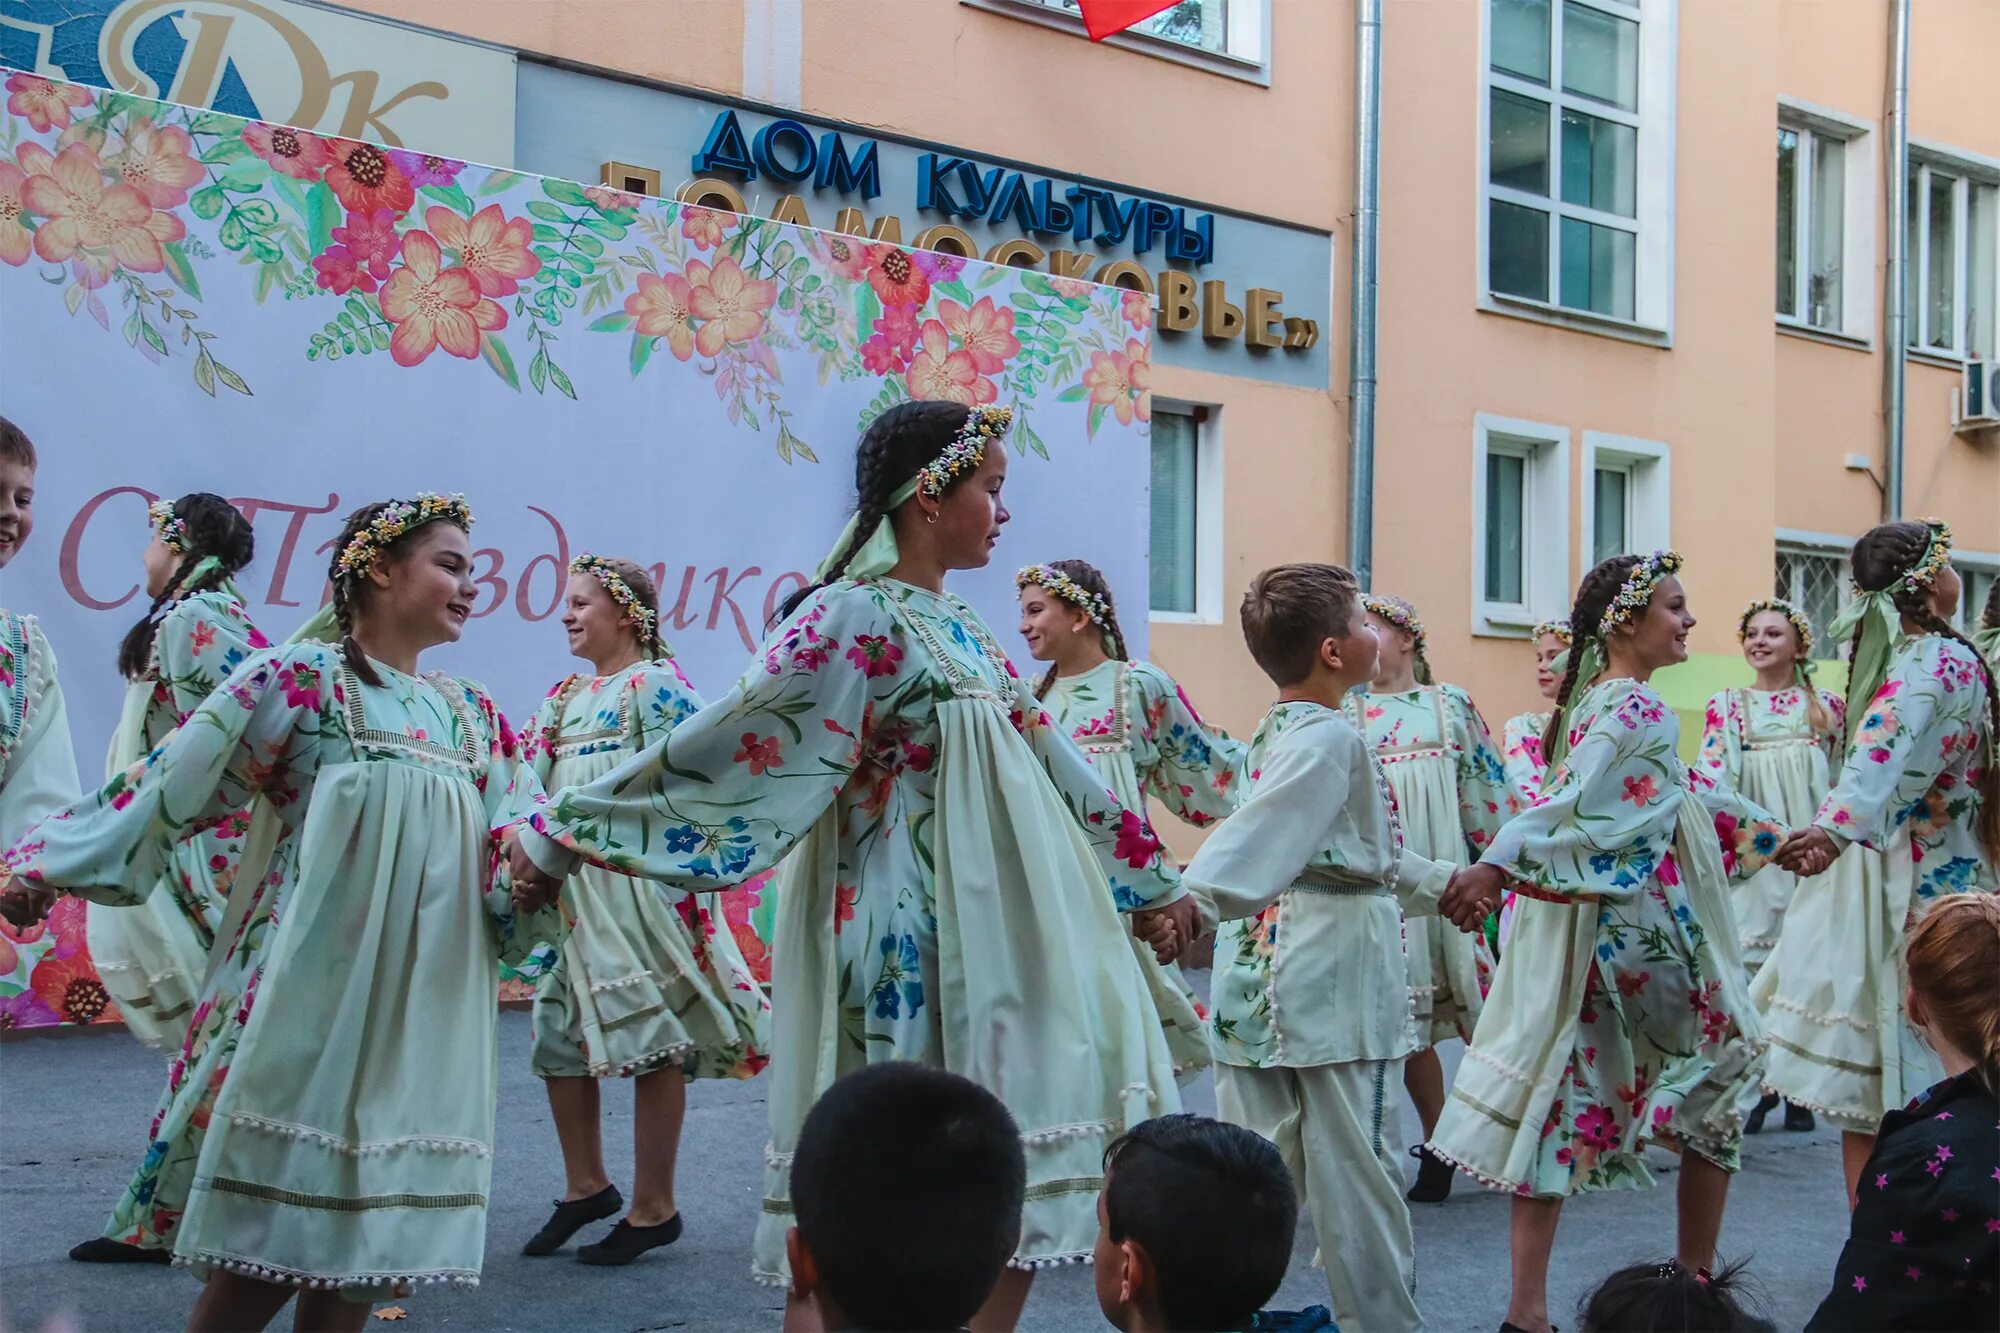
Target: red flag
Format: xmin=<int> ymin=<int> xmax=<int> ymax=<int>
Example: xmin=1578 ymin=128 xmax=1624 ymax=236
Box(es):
xmin=1075 ymin=0 xmax=1179 ymax=41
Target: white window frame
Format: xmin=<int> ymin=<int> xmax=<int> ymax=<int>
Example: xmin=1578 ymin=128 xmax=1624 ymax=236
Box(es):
xmin=1148 ymin=398 xmax=1226 ymax=626
xmin=962 ymin=0 xmax=1271 ymax=85
xmin=1473 ymin=414 xmax=1572 ymax=637
xmin=1775 ymin=528 xmax=1855 ymax=661
xmin=1958 ymin=550 xmax=1999 ymax=633
xmin=1477 ymin=0 xmax=1678 ymax=344
xmin=1580 ymin=433 xmax=1670 ymax=570
xmin=1908 ymin=141 xmax=2000 ymax=364
xmin=1776 ymin=97 xmax=1877 ymax=346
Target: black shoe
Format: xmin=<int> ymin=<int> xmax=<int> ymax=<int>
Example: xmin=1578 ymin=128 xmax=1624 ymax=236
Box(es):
xmin=1407 ymin=1144 xmax=1454 ymax=1203
xmin=577 ymin=1214 xmax=683 ymax=1266
xmin=521 ymin=1186 xmax=622 ymax=1256
xmin=1783 ymin=1101 xmax=1816 ymax=1132
xmin=70 ymin=1237 xmax=171 ymax=1264
xmin=1499 ymin=1324 xmax=1558 ymax=1332
xmin=1744 ymin=1092 xmax=1780 ymax=1134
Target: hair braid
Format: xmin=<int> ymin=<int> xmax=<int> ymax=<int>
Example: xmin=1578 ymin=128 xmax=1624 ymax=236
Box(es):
xmin=1029 ymin=558 xmax=1128 ymax=700
xmin=1983 ymin=577 xmax=2000 ymax=632
xmin=1542 ymin=555 xmax=1637 ymax=759
xmin=116 ymin=492 xmax=256 ymax=680
xmin=328 ymin=501 xmax=391 ymax=688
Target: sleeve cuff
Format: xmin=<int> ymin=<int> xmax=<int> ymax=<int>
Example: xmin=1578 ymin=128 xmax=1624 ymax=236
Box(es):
xmin=521 ymin=827 xmax=582 ymax=878
xmin=1395 ymin=850 xmax=1450 ymax=919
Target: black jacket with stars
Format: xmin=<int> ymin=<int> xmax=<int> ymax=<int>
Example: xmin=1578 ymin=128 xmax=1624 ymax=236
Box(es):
xmin=1808 ymin=1070 xmax=1999 ymax=1331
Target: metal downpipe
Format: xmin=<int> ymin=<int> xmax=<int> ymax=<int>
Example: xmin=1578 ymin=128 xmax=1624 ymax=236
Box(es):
xmin=1884 ymin=0 xmax=1910 ymax=521
xmin=1348 ymin=0 xmax=1382 ymax=590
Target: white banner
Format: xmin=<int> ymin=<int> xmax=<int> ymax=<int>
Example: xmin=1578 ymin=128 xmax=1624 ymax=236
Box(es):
xmin=0 ymin=79 xmax=1154 ymax=767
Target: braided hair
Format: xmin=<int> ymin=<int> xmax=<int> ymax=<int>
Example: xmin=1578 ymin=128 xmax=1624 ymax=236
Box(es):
xmin=326 ymin=500 xmax=474 ymax=688
xmin=1983 ymin=576 xmax=2000 ymax=634
xmin=116 ymin=492 xmax=254 ymax=680
xmin=596 ymin=556 xmax=667 ymax=661
xmin=777 ymin=400 xmax=992 ymax=624
xmin=1850 ymin=521 xmax=2000 ymax=863
xmin=1028 ymin=558 xmax=1130 ymax=700
xmin=1541 ymin=554 xmax=1640 ymax=760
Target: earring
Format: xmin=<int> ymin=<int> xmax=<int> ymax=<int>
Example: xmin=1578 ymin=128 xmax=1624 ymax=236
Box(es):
xmin=925 ymin=512 xmax=937 ymax=525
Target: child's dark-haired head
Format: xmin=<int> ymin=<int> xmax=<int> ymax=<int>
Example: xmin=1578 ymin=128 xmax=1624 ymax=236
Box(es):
xmin=116 ymin=492 xmax=255 ymax=680
xmin=1578 ymin=1259 xmax=1764 ymax=1332
xmin=1240 ymin=563 xmax=1364 ymax=688
xmin=0 ymin=416 xmax=36 ymax=468
xmin=1095 ymin=1114 xmax=1296 ymax=1332
xmin=788 ymin=1063 xmax=1025 ymax=1332
xmin=0 ymin=417 xmax=35 ymax=572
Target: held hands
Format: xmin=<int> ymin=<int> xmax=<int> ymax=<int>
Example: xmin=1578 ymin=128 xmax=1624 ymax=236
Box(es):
xmin=1131 ymin=896 xmax=1201 ymax=966
xmin=1438 ymin=863 xmax=1505 ymax=934
xmin=1773 ymin=826 xmax=1839 ymax=877
xmin=0 ymin=880 xmax=56 ymax=931
xmin=502 ymin=827 xmax=565 ymax=914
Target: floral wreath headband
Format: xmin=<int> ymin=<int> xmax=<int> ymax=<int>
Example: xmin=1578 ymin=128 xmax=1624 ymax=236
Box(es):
xmin=148 ymin=500 xmax=192 ymax=555
xmin=571 ymin=554 xmax=659 ymax=637
xmin=1016 ymin=564 xmax=1112 ymax=629
xmin=1363 ymin=595 xmax=1426 ymax=652
xmin=335 ymin=493 xmax=474 ymax=583
xmin=916 ymin=405 xmax=1013 ymax=501
xmin=1596 ymin=550 xmax=1684 ymax=637
xmin=1532 ymin=618 xmax=1573 ymax=645
xmin=1881 ymin=519 xmax=1952 ymax=597
xmin=1737 ymin=597 xmax=1814 ymax=656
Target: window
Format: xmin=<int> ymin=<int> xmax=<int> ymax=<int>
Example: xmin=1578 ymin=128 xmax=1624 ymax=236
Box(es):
xmin=972 ymin=0 xmax=1270 ymax=78
xmin=1908 ymin=155 xmax=2000 ymax=360
xmin=1591 ymin=465 xmax=1628 ymax=563
xmin=1961 ymin=559 xmax=1998 ymax=633
xmin=1581 ymin=433 xmax=1670 ymax=568
xmin=1482 ymin=0 xmax=1674 ymax=332
xmin=1775 ymin=537 xmax=1852 ymax=661
xmin=1149 ymin=404 xmax=1222 ymax=620
xmin=1473 ymin=415 xmax=1571 ymax=635
xmin=1773 ymin=101 xmax=1876 ymax=342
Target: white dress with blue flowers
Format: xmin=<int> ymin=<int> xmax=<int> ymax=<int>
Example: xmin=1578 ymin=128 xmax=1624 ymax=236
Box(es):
xmin=1751 ymin=636 xmax=1996 ymax=1131
xmin=520 ymin=578 xmax=1187 ymax=1281
xmin=0 ymin=611 xmax=79 ymax=847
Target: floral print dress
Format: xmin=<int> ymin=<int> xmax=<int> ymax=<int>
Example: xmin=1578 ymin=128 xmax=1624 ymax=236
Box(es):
xmin=1697 ymin=685 xmax=1847 ymax=969
xmin=523 ymin=661 xmax=768 ymax=1081
xmin=1500 ymin=710 xmax=1552 ymax=803
xmin=0 ymin=611 xmax=78 ymax=848
xmin=1753 ymin=635 xmax=1996 ymax=1130
xmin=4 ymin=644 xmax=562 ymax=1292
xmin=521 ymin=577 xmax=1187 ymax=1281
xmin=1345 ymin=685 xmax=1519 ymax=1045
xmin=1430 ymin=677 xmax=1784 ymax=1197
xmin=91 ymin=586 xmax=268 ymax=1051
xmin=1040 ymin=657 xmax=1246 ymax=1074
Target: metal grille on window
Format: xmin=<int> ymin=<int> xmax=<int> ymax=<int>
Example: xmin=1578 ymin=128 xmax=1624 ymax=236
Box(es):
xmin=1775 ymin=548 xmax=1849 ymax=660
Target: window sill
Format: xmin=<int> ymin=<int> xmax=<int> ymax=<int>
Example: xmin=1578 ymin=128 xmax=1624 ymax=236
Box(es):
xmin=960 ymin=0 xmax=1271 ymax=86
xmin=1480 ymin=294 xmax=1673 ymax=349
xmin=1473 ymin=611 xmax=1537 ymax=641
xmin=1150 ymin=610 xmax=1225 ymax=628
xmin=1906 ymin=348 xmax=1975 ymax=371
xmin=1776 ymin=319 xmax=1873 ymax=352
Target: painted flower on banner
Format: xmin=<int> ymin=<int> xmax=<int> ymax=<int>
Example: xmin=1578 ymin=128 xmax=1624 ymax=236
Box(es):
xmin=5 ymin=74 xmax=92 ymax=133
xmin=687 ymin=255 xmax=778 ymax=355
xmin=907 ymin=318 xmax=996 ymax=406
xmin=23 ymin=142 xmax=183 ymax=288
xmin=938 ymin=296 xmax=1020 ymax=375
xmin=241 ymin=122 xmax=331 ymax=180
xmin=0 ymin=161 xmax=30 ymax=266
xmin=811 ymin=230 xmax=874 ymax=281
xmin=379 ymin=230 xmax=505 ymax=366
xmin=323 ymin=139 xmax=414 ymax=216
xmin=388 ymin=149 xmax=465 ymax=189
xmin=868 ymin=246 xmax=931 ymax=309
xmin=625 ymin=271 xmax=699 ymax=361
xmin=333 ymin=209 xmax=400 ymax=281
xmin=680 ymin=205 xmax=727 ymax=251
xmin=108 ymin=120 xmax=203 ymax=210
xmin=1081 ymin=337 xmax=1152 ymax=432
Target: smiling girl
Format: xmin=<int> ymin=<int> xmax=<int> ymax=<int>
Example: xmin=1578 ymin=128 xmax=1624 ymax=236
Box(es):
xmin=1 ymin=494 xmax=565 ymax=1332
xmin=1428 ymin=552 xmax=1786 ymax=1333
xmin=510 ymin=401 xmax=1191 ymax=1330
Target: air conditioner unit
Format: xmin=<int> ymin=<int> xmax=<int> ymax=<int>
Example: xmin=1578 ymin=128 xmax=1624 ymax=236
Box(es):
xmin=1959 ymin=359 xmax=2000 ymax=429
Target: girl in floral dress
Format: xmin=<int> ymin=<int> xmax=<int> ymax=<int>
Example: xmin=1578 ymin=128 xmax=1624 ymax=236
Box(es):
xmin=1499 ymin=619 xmax=1570 ymax=804
xmin=512 ymin=401 xmax=1194 ymax=1331
xmin=1431 ymin=552 xmax=1786 ymax=1333
xmin=0 ymin=418 xmax=78 ymax=850
xmin=1017 ymin=558 xmax=1244 ymax=1076
xmin=0 ymin=495 xmax=564 ymax=1333
xmin=1766 ymin=519 xmax=1999 ymax=1204
xmin=1344 ymin=594 xmax=1519 ymax=1204
xmin=90 ymin=493 xmax=267 ymax=1059
xmin=1698 ymin=598 xmax=1847 ymax=1136
xmin=518 ymin=555 xmax=768 ymax=1267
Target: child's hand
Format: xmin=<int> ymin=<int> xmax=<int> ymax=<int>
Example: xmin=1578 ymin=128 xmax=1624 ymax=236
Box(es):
xmin=1439 ymin=864 xmax=1503 ymax=932
xmin=1773 ymin=827 xmax=1838 ymax=876
xmin=0 ymin=882 xmax=55 ymax=930
xmin=1131 ymin=897 xmax=1198 ymax=965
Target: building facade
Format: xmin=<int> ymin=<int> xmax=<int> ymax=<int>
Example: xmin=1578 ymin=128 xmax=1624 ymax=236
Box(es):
xmin=6 ymin=0 xmax=1995 ymax=784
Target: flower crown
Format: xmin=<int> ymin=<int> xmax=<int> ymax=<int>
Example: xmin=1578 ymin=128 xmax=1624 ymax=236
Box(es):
xmin=1363 ymin=595 xmax=1426 ymax=653
xmin=917 ymin=405 xmax=1012 ymax=500
xmin=1737 ymin=597 xmax=1814 ymax=657
xmin=1016 ymin=564 xmax=1111 ymax=628
xmin=148 ymin=500 xmax=192 ymax=555
xmin=1597 ymin=550 xmax=1683 ymax=636
xmin=571 ymin=554 xmax=659 ymax=639
xmin=335 ymin=493 xmax=474 ymax=582
xmin=1885 ymin=519 xmax=1953 ymax=596
xmin=1532 ymin=618 xmax=1573 ymax=645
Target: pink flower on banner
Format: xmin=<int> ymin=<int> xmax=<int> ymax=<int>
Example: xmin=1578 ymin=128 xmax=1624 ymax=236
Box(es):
xmin=6 ymin=74 xmax=92 ymax=133
xmin=868 ymin=247 xmax=931 ymax=310
xmin=912 ymin=249 xmax=966 ymax=283
xmin=331 ymin=208 xmax=399 ymax=281
xmin=0 ymin=162 xmax=30 ymax=266
xmin=311 ymin=246 xmax=375 ymax=294
xmin=1113 ymin=809 xmax=1162 ymax=869
xmin=872 ymin=304 xmax=920 ymax=357
xmin=585 ymin=185 xmax=640 ymax=212
xmin=323 ymin=139 xmax=414 ymax=216
xmin=811 ymin=231 xmax=873 ymax=281
xmin=687 ymin=256 xmax=776 ymax=356
xmin=388 ymin=149 xmax=465 ymax=188
xmin=426 ymin=204 xmax=541 ymax=297
xmin=107 ymin=120 xmax=202 ymax=209
xmin=241 ymin=122 xmax=332 ymax=181
xmin=23 ymin=143 xmax=182 ymax=288
xmin=0 ymin=989 xmax=60 ymax=1030
xmin=1122 ymin=288 xmax=1154 ymax=329
xmin=625 ymin=271 xmax=698 ymax=361
xmin=681 ymin=206 xmax=726 ymax=250
xmin=1082 ymin=338 xmax=1152 ymax=426
xmin=379 ymin=230 xmax=505 ymax=366
xmin=860 ymin=335 xmax=907 ymax=375
xmin=938 ymin=296 xmax=1020 ymax=374
xmin=907 ymin=319 xmax=995 ymax=406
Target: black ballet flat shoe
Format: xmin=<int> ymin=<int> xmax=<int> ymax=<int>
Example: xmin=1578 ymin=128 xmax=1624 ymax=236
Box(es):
xmin=521 ymin=1185 xmax=623 ymax=1256
xmin=1407 ymin=1144 xmax=1455 ymax=1203
xmin=1783 ymin=1101 xmax=1816 ymax=1133
xmin=577 ymin=1214 xmax=683 ymax=1266
xmin=1744 ymin=1091 xmax=1780 ymax=1134
xmin=1498 ymin=1323 xmax=1557 ymax=1332
xmin=69 ymin=1236 xmax=171 ymax=1264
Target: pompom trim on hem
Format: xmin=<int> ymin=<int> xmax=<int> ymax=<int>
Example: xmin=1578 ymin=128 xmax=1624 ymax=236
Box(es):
xmin=225 ymin=1112 xmax=489 ymax=1158
xmin=1007 ymin=1251 xmax=1094 ymax=1272
xmin=1766 ymin=993 xmax=1879 ymax=1033
xmin=1463 ymin=1044 xmax=1537 ymax=1087
xmin=1755 ymin=1084 xmax=1881 ymax=1129
xmin=175 ymin=1252 xmax=479 ymax=1290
